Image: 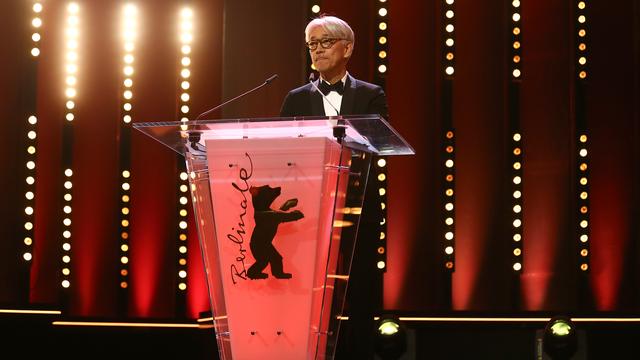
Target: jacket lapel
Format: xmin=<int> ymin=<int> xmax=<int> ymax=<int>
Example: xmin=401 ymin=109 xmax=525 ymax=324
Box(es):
xmin=340 ymin=74 xmax=357 ymax=115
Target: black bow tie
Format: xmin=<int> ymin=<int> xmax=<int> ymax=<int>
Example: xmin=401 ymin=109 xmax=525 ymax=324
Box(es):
xmin=318 ymin=80 xmax=345 ymax=95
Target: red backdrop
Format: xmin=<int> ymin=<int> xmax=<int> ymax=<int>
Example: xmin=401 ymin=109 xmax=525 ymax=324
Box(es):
xmin=0 ymin=0 xmax=638 ymax=318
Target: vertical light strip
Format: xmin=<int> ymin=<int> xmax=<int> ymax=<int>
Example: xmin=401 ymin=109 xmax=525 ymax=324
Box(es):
xmin=443 ymin=131 xmax=455 ymax=270
xmin=511 ymin=134 xmax=523 ymax=272
xmin=442 ymin=0 xmax=456 ymax=271
xmin=30 ymin=2 xmax=43 ymax=57
xmin=443 ymin=0 xmax=455 ymax=78
xmin=176 ymin=6 xmax=193 ymax=297
xmin=375 ymin=158 xmax=388 ymax=271
xmin=577 ymin=134 xmax=590 ymax=272
xmin=60 ymin=2 xmax=80 ymax=290
xmin=575 ymin=0 xmax=590 ymax=272
xmin=511 ymin=0 xmax=522 ymax=79
xmin=373 ymin=0 xmax=389 ymax=272
xmin=23 ymin=1 xmax=44 ymax=264
xmin=576 ymin=1 xmax=588 ymax=81
xmin=510 ymin=0 xmax=524 ymax=272
xmin=118 ymin=4 xmax=137 ymax=298
xmin=375 ymin=0 xmax=388 ymax=82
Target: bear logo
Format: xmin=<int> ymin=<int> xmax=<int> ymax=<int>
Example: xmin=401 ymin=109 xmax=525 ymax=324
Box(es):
xmin=246 ymin=185 xmax=304 ymax=280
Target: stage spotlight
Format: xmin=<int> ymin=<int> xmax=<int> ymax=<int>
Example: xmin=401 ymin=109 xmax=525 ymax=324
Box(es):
xmin=542 ymin=316 xmax=578 ymax=359
xmin=374 ymin=316 xmax=407 ymax=360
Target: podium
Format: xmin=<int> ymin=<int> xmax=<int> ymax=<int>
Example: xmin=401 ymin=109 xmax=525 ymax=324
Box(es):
xmin=134 ymin=115 xmax=414 ymax=360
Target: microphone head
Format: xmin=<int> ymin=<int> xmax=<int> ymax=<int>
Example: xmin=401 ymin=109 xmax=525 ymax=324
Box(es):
xmin=265 ymin=74 xmax=278 ymax=84
xmin=308 ymin=72 xmax=316 ymax=82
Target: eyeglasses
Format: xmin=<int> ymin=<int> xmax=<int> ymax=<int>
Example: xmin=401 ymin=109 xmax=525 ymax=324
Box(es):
xmin=305 ymin=38 xmax=345 ymax=51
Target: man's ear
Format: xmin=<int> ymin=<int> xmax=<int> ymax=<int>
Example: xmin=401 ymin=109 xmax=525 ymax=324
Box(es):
xmin=344 ymin=41 xmax=354 ymax=59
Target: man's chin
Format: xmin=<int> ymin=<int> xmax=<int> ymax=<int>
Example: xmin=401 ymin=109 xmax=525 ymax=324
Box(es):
xmin=313 ymin=62 xmax=331 ymax=71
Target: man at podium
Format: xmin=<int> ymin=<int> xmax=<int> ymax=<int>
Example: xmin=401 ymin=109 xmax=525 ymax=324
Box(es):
xmin=280 ymin=15 xmax=388 ymax=360
xmin=280 ymin=15 xmax=388 ymax=119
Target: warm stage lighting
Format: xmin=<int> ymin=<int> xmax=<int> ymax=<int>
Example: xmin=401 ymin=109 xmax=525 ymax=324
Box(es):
xmin=541 ymin=316 xmax=579 ymax=360
xmin=118 ymin=3 xmax=138 ymax=296
xmin=443 ymin=1 xmax=456 ymax=78
xmin=374 ymin=316 xmax=408 ymax=360
xmin=24 ymin=3 xmax=40 ymax=259
xmin=175 ymin=8 xmax=194 ymax=297
xmin=379 ymin=319 xmax=400 ymax=335
xmin=59 ymin=3 xmax=80 ymax=288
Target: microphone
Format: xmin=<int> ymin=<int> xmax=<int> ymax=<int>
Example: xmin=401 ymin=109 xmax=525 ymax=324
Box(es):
xmin=308 ymin=72 xmax=340 ymax=116
xmin=195 ymin=74 xmax=278 ymax=120
xmin=309 ymin=73 xmax=346 ymax=142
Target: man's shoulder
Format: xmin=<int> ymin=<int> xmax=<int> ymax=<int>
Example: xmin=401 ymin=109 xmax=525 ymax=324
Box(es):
xmin=287 ymin=82 xmax=314 ymax=96
xmin=280 ymin=82 xmax=315 ymax=117
xmin=350 ymin=76 xmax=384 ymax=93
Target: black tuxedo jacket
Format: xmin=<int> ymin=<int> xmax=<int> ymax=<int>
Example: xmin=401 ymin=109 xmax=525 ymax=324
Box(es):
xmin=279 ymin=74 xmax=388 ymax=118
xmin=281 ymin=73 xmax=386 ymax=359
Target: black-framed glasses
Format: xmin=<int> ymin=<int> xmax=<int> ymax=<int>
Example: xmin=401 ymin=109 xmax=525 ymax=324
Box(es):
xmin=305 ymin=38 xmax=345 ymax=51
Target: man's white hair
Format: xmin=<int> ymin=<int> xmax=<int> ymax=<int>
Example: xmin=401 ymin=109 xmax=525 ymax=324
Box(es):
xmin=305 ymin=15 xmax=355 ymax=45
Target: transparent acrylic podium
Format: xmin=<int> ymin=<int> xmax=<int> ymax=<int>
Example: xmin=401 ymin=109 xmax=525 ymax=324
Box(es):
xmin=134 ymin=115 xmax=414 ymax=360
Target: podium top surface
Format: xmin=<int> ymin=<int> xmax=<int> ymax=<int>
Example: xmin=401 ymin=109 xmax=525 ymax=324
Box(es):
xmin=133 ymin=114 xmax=415 ymax=156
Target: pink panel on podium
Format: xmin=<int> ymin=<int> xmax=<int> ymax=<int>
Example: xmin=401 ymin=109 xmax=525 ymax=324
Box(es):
xmin=132 ymin=114 xmax=415 ymax=360
xmin=203 ymin=137 xmax=348 ymax=360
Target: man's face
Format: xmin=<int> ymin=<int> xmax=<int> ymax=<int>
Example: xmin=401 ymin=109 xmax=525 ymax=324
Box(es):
xmin=307 ymin=26 xmax=352 ymax=78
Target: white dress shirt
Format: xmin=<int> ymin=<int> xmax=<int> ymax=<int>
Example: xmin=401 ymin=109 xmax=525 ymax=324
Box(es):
xmin=319 ymin=73 xmax=348 ymax=116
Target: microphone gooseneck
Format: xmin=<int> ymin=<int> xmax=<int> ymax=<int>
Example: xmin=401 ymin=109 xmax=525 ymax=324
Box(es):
xmin=195 ymin=74 xmax=279 ymax=120
xmin=265 ymin=74 xmax=278 ymax=84
xmin=308 ymin=72 xmax=340 ymax=116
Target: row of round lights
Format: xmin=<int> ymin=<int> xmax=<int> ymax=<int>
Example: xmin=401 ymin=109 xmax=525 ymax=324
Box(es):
xmin=176 ymin=7 xmax=194 ymax=292
xmin=376 ymin=157 xmax=388 ymax=271
xmin=376 ymin=0 xmax=388 ymax=76
xmin=577 ymin=134 xmax=589 ymax=271
xmin=511 ymin=0 xmax=522 ymax=79
xmin=30 ymin=2 xmax=43 ymax=57
xmin=23 ymin=115 xmax=37 ymax=263
xmin=511 ymin=134 xmax=524 ymax=271
xmin=118 ymin=4 xmax=138 ymax=290
xmin=23 ymin=1 xmax=44 ymax=263
xmin=510 ymin=1 xmax=524 ymax=272
xmin=575 ymin=1 xmax=589 ymax=271
xmin=443 ymin=131 xmax=455 ymax=270
xmin=375 ymin=1 xmax=389 ymax=271
xmin=576 ymin=1 xmax=588 ymax=80
xmin=443 ymin=0 xmax=455 ymax=77
xmin=442 ymin=1 xmax=456 ymax=270
xmin=60 ymin=2 xmax=80 ymax=289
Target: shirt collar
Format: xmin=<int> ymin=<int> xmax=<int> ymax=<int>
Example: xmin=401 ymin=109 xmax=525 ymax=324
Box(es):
xmin=320 ymin=72 xmax=348 ymax=86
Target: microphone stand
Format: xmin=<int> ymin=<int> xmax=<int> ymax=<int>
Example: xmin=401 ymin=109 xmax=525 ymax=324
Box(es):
xmin=188 ymin=74 xmax=278 ymax=151
xmin=308 ymin=73 xmax=345 ymax=142
xmin=308 ymin=72 xmax=341 ymax=117
xmin=195 ymin=74 xmax=278 ymax=121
